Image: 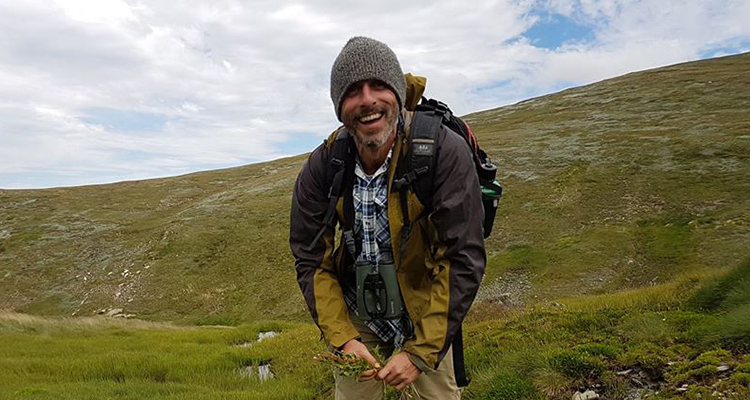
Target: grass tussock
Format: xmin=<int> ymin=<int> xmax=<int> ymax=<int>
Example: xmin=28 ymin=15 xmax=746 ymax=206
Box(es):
xmin=558 ymin=271 xmax=715 ymax=312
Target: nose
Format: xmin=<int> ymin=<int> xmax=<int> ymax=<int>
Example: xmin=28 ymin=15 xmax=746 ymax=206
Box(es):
xmin=358 ymin=82 xmax=377 ymax=104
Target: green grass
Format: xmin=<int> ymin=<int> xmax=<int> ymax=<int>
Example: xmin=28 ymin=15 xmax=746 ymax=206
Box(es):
xmin=0 ymin=313 xmax=328 ymax=400
xmin=3 ymin=260 xmax=750 ymax=400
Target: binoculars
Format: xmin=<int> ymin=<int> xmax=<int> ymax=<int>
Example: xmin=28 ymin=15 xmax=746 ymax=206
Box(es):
xmin=354 ymin=262 xmax=404 ymax=321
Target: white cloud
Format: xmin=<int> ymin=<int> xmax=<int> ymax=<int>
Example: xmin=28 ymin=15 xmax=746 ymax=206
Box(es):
xmin=0 ymin=0 xmax=748 ymax=188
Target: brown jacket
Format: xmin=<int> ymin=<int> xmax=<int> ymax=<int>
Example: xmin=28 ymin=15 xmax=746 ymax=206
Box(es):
xmin=290 ymin=108 xmax=486 ymax=371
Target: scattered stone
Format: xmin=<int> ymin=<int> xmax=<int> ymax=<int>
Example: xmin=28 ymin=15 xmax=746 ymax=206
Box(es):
xmin=626 ymin=388 xmax=656 ymax=400
xmin=573 ymin=390 xmax=599 ymax=400
xmin=677 ymin=384 xmax=689 ymax=392
xmin=717 ymin=363 xmax=731 ymax=372
xmin=105 ymin=308 xmax=123 ymax=317
xmin=617 ymin=369 xmax=633 ymax=376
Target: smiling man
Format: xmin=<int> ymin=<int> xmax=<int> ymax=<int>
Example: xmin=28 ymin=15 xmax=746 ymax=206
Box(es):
xmin=290 ymin=36 xmax=486 ymax=399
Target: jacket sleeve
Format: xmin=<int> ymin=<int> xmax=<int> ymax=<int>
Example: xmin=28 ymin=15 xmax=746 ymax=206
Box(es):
xmin=420 ymin=127 xmax=486 ymax=368
xmin=289 ymin=144 xmax=360 ymax=348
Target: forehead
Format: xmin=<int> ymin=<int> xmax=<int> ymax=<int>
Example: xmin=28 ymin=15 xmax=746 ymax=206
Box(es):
xmin=345 ymin=79 xmax=390 ymax=93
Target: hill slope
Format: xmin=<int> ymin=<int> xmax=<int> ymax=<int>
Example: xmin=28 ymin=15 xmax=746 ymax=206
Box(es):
xmin=1 ymin=52 xmax=748 ymax=322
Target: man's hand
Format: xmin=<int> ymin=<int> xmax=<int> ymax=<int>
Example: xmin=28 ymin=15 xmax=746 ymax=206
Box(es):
xmin=341 ymin=339 xmax=381 ymax=380
xmin=376 ymin=351 xmax=421 ymax=390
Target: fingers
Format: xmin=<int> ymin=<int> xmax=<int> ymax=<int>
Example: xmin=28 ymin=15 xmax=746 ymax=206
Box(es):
xmin=358 ymin=368 xmax=378 ymax=381
xmin=376 ymin=352 xmax=421 ymax=388
xmin=341 ymin=339 xmax=380 ymax=367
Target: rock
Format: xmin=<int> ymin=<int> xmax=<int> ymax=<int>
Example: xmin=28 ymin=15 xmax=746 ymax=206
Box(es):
xmin=573 ymin=390 xmax=599 ymax=400
xmin=717 ymin=363 xmax=731 ymax=372
xmin=617 ymin=369 xmax=632 ymax=376
xmin=625 ymin=388 xmax=656 ymax=400
xmin=105 ymin=308 xmax=123 ymax=317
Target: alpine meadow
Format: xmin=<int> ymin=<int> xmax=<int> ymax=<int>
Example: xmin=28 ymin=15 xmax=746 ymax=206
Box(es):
xmin=1 ymin=53 xmax=749 ymax=399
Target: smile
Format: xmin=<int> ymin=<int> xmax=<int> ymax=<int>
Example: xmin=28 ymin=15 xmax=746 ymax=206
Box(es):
xmin=358 ymin=112 xmax=383 ymax=123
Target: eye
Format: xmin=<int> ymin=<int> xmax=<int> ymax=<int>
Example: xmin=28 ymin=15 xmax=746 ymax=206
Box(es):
xmin=345 ymin=83 xmax=363 ymax=98
xmin=371 ymin=81 xmax=387 ymax=90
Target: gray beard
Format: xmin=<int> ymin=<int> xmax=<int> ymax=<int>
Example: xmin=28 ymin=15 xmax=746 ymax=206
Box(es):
xmin=353 ymin=113 xmax=398 ymax=149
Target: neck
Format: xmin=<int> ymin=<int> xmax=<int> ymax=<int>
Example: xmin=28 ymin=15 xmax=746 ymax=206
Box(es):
xmin=356 ymin=129 xmax=397 ymax=175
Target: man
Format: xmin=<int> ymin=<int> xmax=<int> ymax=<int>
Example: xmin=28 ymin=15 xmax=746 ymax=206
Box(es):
xmin=290 ymin=36 xmax=485 ymax=399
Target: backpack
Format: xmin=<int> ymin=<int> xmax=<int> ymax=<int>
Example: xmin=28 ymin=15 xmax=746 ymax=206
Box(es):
xmin=395 ymin=95 xmax=503 ymax=239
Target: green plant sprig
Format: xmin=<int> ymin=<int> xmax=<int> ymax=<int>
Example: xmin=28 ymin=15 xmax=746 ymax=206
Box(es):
xmin=314 ymin=347 xmax=418 ymax=399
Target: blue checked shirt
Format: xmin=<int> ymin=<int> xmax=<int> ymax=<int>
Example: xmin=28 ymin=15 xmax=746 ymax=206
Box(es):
xmin=342 ymin=147 xmax=411 ymax=348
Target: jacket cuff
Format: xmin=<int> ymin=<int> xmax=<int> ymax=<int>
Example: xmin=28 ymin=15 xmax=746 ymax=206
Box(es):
xmin=403 ymin=349 xmax=435 ymax=374
xmin=327 ymin=327 xmax=361 ymax=349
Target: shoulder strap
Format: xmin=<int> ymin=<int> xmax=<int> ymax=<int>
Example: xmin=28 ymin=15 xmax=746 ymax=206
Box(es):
xmin=393 ymin=99 xmax=447 ymax=207
xmin=309 ymin=129 xmax=356 ymax=252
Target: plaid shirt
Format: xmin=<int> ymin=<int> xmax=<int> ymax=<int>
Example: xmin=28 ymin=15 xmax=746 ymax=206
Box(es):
xmin=342 ymin=147 xmax=411 ymax=348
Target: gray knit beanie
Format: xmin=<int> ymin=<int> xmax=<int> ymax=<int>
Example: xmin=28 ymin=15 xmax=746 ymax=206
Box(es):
xmin=330 ymin=36 xmax=406 ymax=121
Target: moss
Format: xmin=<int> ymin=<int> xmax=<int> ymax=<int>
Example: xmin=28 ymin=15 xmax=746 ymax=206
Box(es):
xmin=618 ymin=343 xmax=672 ymax=380
xmin=731 ymin=372 xmax=750 ymax=386
xmin=672 ymin=364 xmax=717 ymax=384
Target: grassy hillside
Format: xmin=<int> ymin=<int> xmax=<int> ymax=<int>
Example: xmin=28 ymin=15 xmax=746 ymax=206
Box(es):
xmin=1 ymin=52 xmax=749 ymax=324
xmin=1 ymin=52 xmax=749 ymax=400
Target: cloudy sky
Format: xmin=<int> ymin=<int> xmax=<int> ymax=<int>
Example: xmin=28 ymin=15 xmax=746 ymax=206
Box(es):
xmin=1 ymin=0 xmax=748 ymax=189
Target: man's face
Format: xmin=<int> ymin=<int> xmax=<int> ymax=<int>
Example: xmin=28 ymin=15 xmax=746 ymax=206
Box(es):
xmin=340 ymin=79 xmax=399 ymax=149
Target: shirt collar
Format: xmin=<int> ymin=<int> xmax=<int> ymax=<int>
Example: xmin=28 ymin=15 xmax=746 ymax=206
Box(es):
xmin=355 ymin=146 xmax=393 ymax=181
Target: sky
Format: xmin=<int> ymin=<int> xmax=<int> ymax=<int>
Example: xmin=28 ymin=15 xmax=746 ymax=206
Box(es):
xmin=1 ymin=0 xmax=749 ymax=189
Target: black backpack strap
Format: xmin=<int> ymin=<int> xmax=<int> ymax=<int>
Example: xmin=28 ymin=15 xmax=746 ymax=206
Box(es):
xmin=341 ymin=155 xmax=357 ymax=258
xmin=309 ymin=129 xmax=356 ymax=254
xmin=393 ymin=106 xmax=442 ymax=207
xmin=453 ymin=324 xmax=470 ymax=387
xmin=392 ymin=109 xmax=441 ymax=258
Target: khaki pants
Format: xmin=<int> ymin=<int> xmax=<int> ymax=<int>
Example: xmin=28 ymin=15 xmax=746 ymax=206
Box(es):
xmin=335 ymin=311 xmax=461 ymax=400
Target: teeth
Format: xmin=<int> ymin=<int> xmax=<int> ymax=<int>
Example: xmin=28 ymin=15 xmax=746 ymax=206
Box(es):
xmin=359 ymin=112 xmax=382 ymax=123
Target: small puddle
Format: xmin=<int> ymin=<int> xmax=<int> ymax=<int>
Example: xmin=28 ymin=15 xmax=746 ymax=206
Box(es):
xmin=240 ymin=364 xmax=274 ymax=381
xmin=257 ymin=331 xmax=278 ymax=342
xmin=235 ymin=331 xmax=279 ymax=348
